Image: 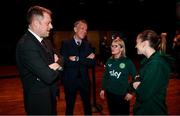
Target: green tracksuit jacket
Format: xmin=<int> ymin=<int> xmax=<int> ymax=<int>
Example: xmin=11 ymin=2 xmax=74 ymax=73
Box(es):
xmin=102 ymin=57 xmax=136 ymax=95
xmin=134 ymin=51 xmax=173 ymax=115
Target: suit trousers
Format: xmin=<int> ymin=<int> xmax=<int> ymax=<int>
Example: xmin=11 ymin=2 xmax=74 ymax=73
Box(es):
xmin=64 ymin=79 xmax=92 ymax=115
xmin=24 ymin=88 xmax=57 ymax=115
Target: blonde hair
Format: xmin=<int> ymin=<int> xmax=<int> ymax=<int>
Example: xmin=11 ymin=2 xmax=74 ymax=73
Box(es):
xmin=111 ymin=38 xmax=126 ymax=58
xmin=174 ymin=34 xmax=180 ymax=46
xmin=158 ymin=32 xmax=167 ymax=53
xmin=137 ymin=30 xmax=167 ymax=53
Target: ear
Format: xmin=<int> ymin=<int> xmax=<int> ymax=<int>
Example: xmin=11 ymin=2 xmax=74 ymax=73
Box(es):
xmin=143 ymin=40 xmax=149 ymax=48
xmin=74 ymin=27 xmax=77 ymax=32
xmin=32 ymin=19 xmax=40 ymax=28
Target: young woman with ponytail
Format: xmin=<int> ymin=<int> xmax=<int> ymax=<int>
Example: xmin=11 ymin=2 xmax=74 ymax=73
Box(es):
xmin=132 ymin=30 xmax=174 ymax=115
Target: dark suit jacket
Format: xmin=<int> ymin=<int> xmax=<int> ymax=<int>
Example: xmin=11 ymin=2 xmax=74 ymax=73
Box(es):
xmin=16 ymin=31 xmax=59 ymax=114
xmin=60 ymin=38 xmax=95 ymax=91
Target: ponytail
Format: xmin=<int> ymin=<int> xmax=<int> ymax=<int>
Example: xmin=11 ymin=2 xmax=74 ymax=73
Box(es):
xmin=138 ymin=30 xmax=167 ymax=53
xmin=158 ymin=33 xmax=167 ymax=53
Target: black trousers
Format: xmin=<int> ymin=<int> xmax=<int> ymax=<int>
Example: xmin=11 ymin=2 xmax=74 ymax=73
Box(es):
xmin=64 ymin=80 xmax=92 ymax=115
xmin=106 ymin=90 xmax=130 ymax=115
xmin=24 ymin=88 xmax=57 ymax=115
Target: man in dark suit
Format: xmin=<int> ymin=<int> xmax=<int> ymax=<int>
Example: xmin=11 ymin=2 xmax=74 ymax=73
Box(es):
xmin=60 ymin=19 xmax=96 ymax=115
xmin=16 ymin=5 xmax=61 ymax=115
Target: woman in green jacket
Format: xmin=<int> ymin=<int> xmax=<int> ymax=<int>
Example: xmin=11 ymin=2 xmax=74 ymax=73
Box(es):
xmin=100 ymin=37 xmax=137 ymax=115
xmin=133 ymin=30 xmax=173 ymax=115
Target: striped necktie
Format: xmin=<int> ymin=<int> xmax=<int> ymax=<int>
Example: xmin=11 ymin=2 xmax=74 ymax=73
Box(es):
xmin=41 ymin=40 xmax=47 ymax=49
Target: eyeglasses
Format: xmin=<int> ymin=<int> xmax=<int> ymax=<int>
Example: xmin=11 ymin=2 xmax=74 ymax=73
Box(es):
xmin=111 ymin=45 xmax=123 ymax=48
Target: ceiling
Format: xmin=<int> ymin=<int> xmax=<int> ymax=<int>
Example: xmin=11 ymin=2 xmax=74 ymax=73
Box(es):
xmin=9 ymin=0 xmax=175 ymax=31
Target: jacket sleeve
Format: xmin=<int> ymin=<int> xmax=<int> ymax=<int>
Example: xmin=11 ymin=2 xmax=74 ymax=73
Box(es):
xmin=135 ymin=60 xmax=170 ymax=102
xmin=60 ymin=41 xmax=79 ymax=68
xmin=19 ymin=42 xmax=59 ymax=84
xmin=79 ymin=42 xmax=96 ymax=67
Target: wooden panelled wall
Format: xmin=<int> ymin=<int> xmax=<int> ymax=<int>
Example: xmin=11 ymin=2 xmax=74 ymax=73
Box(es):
xmin=53 ymin=31 xmax=113 ymax=55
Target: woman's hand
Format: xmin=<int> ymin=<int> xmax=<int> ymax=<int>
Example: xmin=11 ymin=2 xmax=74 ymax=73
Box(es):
xmin=124 ymin=93 xmax=133 ymax=101
xmin=133 ymin=81 xmax=141 ymax=89
xmin=99 ymin=90 xmax=105 ymax=100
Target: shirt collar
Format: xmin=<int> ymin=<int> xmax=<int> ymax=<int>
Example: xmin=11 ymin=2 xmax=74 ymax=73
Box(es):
xmin=74 ymin=36 xmax=82 ymax=45
xmin=28 ymin=29 xmax=43 ymax=42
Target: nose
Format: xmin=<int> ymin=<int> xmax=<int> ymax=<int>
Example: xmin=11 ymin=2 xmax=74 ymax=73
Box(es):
xmin=84 ymin=30 xmax=87 ymax=34
xmin=50 ymin=23 xmax=53 ymax=29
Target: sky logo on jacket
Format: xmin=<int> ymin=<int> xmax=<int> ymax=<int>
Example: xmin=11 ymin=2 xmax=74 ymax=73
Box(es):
xmin=109 ymin=70 xmax=121 ymax=79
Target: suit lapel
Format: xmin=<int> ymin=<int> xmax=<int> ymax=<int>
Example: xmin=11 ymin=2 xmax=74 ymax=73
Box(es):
xmin=27 ymin=31 xmax=53 ymax=64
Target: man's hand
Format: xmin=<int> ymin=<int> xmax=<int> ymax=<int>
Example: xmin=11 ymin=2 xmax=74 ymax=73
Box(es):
xmin=69 ymin=56 xmax=76 ymax=61
xmin=86 ymin=53 xmax=95 ymax=59
xmin=49 ymin=63 xmax=61 ymax=71
xmin=54 ymin=54 xmax=59 ymax=63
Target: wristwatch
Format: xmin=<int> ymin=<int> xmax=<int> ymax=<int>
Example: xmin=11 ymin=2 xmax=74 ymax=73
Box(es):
xmin=58 ymin=66 xmax=63 ymax=71
xmin=75 ymin=56 xmax=79 ymax=61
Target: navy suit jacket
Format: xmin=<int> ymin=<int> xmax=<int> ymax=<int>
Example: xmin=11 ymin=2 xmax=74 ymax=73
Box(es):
xmin=60 ymin=38 xmax=95 ymax=91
